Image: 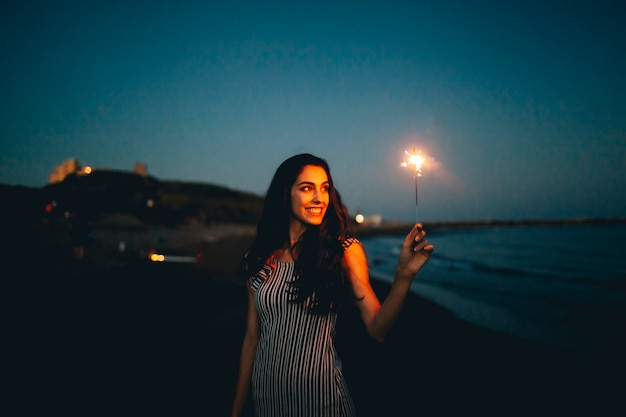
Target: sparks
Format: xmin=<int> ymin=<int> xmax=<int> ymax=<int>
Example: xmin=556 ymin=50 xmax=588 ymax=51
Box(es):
xmin=401 ymin=148 xmax=425 ymax=178
xmin=401 ymin=148 xmax=427 ymax=221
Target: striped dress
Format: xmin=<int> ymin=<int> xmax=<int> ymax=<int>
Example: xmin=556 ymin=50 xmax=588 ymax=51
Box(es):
xmin=250 ymin=242 xmax=357 ymax=417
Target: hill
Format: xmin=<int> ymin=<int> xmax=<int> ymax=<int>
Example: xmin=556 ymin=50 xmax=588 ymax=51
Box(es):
xmin=1 ymin=170 xmax=264 ymax=228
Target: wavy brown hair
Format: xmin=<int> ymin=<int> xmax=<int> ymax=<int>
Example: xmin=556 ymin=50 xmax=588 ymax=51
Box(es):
xmin=240 ymin=153 xmax=355 ymax=314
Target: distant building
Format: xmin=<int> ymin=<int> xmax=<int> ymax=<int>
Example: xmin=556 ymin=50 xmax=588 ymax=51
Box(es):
xmin=48 ymin=158 xmax=80 ymax=184
xmin=134 ymin=162 xmax=147 ymax=177
xmin=48 ymin=158 xmax=148 ymax=184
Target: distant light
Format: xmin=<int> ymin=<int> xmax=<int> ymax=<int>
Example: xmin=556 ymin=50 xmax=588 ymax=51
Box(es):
xmin=149 ymin=251 xmax=198 ymax=263
xmin=355 ymin=213 xmax=365 ymax=224
xmin=146 ymin=199 xmax=154 ymax=208
xmin=150 ymin=253 xmax=165 ymax=262
xmin=78 ymin=166 xmax=92 ymax=176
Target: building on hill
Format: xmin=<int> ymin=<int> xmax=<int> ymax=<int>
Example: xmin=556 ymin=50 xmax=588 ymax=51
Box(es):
xmin=48 ymin=158 xmax=148 ymax=184
xmin=134 ymin=162 xmax=147 ymax=178
xmin=49 ymin=158 xmax=80 ymax=184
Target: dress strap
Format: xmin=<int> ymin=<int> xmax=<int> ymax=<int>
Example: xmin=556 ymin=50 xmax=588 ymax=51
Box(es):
xmin=342 ymin=236 xmax=361 ymax=250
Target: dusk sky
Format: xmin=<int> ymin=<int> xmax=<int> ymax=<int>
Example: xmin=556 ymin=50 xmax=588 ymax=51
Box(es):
xmin=2 ymin=1 xmax=625 ymax=222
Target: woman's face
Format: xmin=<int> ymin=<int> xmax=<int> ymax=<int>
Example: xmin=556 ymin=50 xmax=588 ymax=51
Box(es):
xmin=290 ymin=165 xmax=329 ymax=226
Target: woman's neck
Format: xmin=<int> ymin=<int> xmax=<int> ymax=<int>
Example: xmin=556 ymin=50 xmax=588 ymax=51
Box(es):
xmin=288 ymin=216 xmax=308 ymax=246
xmin=276 ymin=217 xmax=308 ymax=262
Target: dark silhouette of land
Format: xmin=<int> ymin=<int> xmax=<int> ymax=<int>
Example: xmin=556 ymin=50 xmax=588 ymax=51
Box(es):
xmin=4 ymin=175 xmax=625 ymax=416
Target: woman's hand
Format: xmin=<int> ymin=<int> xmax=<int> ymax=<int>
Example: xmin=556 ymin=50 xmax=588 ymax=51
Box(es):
xmin=396 ymin=223 xmax=434 ymax=280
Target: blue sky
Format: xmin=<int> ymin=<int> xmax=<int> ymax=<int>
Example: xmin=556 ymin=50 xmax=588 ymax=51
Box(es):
xmin=1 ymin=1 xmax=625 ymax=222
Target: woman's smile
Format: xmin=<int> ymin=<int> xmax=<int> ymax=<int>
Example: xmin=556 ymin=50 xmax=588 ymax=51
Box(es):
xmin=306 ymin=207 xmax=324 ymax=215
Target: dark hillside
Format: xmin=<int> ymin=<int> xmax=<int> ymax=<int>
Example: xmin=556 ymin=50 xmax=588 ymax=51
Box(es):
xmin=156 ymin=179 xmax=264 ymax=226
xmin=2 ymin=171 xmax=264 ymax=228
xmin=0 ymin=183 xmax=45 ymax=228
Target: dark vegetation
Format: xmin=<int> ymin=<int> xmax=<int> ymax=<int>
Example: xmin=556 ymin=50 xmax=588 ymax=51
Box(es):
xmin=1 ymin=170 xmax=264 ymax=228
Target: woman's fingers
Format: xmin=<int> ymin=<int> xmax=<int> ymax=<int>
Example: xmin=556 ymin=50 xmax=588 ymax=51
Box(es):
xmin=415 ymin=242 xmax=434 ymax=254
xmin=413 ymin=238 xmax=428 ymax=252
xmin=410 ymin=224 xmax=428 ymax=249
xmin=405 ymin=223 xmax=423 ymax=244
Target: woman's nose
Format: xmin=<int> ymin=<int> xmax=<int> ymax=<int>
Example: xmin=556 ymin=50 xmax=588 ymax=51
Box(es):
xmin=312 ymin=189 xmax=322 ymax=203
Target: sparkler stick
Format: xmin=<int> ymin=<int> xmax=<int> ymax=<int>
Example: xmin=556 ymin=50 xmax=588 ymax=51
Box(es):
xmin=401 ymin=148 xmax=425 ymax=221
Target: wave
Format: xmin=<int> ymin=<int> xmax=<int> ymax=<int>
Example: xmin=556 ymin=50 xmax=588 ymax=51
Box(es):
xmin=363 ymin=233 xmax=626 ymax=287
xmin=361 ymin=227 xmax=626 ymax=349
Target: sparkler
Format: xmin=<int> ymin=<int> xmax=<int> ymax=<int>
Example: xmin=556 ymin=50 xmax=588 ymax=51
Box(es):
xmin=401 ymin=148 xmax=426 ymax=221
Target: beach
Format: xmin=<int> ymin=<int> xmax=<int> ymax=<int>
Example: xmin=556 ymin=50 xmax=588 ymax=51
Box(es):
xmin=8 ymin=218 xmax=624 ymax=416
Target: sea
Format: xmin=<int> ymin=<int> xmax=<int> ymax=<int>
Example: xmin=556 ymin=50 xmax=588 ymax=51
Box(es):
xmin=359 ymin=221 xmax=626 ymax=352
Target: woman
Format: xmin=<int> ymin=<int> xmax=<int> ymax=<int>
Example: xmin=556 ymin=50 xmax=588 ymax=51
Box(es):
xmin=231 ymin=153 xmax=433 ymax=417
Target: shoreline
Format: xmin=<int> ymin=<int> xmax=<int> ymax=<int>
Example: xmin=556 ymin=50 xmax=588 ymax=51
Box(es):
xmin=354 ymin=216 xmax=626 ymax=238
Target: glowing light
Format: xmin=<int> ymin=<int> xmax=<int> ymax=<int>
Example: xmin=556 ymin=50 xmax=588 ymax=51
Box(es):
xmin=150 ymin=253 xmax=165 ymax=262
xmin=355 ymin=213 xmax=365 ymax=224
xmin=149 ymin=251 xmax=198 ymax=263
xmin=401 ymin=147 xmax=429 ymax=221
xmin=401 ymin=148 xmax=425 ymax=177
xmin=78 ymin=166 xmax=92 ymax=176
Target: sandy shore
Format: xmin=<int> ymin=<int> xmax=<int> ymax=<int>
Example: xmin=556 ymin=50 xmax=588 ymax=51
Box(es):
xmin=7 ymin=219 xmax=623 ymax=416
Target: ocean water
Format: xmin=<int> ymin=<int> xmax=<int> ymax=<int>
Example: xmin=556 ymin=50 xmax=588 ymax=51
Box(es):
xmin=360 ymin=222 xmax=626 ymax=351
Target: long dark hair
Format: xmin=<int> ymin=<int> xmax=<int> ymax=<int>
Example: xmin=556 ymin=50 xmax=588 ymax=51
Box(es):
xmin=241 ymin=153 xmax=354 ymax=314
